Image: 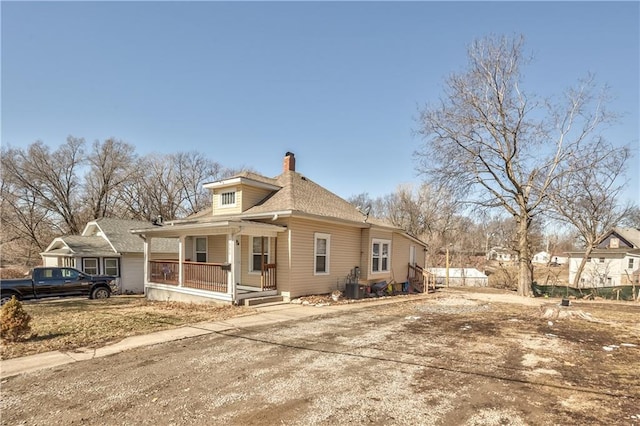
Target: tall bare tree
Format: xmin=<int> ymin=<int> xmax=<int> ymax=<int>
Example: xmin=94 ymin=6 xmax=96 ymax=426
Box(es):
xmin=416 ymin=35 xmax=617 ymax=296
xmin=547 ymin=141 xmax=632 ymax=287
xmin=173 ymin=151 xmax=225 ymax=215
xmin=1 ymin=137 xmax=87 ymax=235
xmin=84 ymin=138 xmax=138 ymax=219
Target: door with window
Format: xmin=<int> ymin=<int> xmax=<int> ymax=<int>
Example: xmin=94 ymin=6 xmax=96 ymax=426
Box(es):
xmin=59 ymin=267 xmax=90 ymax=296
xmin=195 ymin=237 xmax=208 ymax=263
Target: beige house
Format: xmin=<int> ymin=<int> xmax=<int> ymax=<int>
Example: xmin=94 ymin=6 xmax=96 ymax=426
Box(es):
xmin=41 ymin=218 xmax=178 ymax=294
xmin=131 ymin=152 xmax=427 ymax=304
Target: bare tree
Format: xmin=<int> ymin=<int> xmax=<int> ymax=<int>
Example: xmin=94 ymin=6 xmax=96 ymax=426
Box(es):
xmin=1 ymin=137 xmax=87 ymax=235
xmin=620 ymin=205 xmax=640 ymax=228
xmin=84 ymin=138 xmax=138 ymax=219
xmin=416 ymin=35 xmax=617 ymax=296
xmin=173 ymin=151 xmax=225 ymax=215
xmin=0 ymin=169 xmax=57 ymax=266
xmin=547 ymin=141 xmax=632 ymax=287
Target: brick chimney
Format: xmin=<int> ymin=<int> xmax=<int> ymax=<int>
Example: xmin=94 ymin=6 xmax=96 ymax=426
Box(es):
xmin=283 ymin=152 xmax=295 ymax=172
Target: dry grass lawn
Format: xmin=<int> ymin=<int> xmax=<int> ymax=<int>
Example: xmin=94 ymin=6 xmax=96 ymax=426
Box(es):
xmin=0 ymin=295 xmax=256 ymax=360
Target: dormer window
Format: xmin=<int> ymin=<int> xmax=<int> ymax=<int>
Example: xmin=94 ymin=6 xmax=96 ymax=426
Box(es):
xmin=220 ymin=191 xmax=236 ymax=207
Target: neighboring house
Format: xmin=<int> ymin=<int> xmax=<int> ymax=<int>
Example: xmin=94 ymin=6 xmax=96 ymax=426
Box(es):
xmin=41 ymin=218 xmax=178 ymax=294
xmin=566 ymin=227 xmax=640 ymax=288
xmin=532 ymin=251 xmax=568 ymax=265
xmin=532 ymin=251 xmax=550 ymax=264
xmin=424 ymin=268 xmax=488 ymax=287
xmin=131 ymin=152 xmax=427 ymax=304
xmin=487 ymin=247 xmax=518 ymax=263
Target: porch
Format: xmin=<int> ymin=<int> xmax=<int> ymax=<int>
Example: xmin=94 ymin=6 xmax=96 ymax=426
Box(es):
xmin=148 ymin=259 xmax=277 ymax=304
xmin=135 ymin=219 xmax=287 ymax=304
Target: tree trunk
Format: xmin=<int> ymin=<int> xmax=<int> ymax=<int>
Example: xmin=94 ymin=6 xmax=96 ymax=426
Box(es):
xmin=572 ymin=246 xmax=594 ymax=288
xmin=517 ymin=214 xmax=532 ymax=297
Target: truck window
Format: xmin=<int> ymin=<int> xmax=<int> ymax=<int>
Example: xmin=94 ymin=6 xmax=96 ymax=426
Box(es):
xmin=40 ymin=268 xmax=54 ymax=279
xmin=61 ymin=268 xmax=80 ymax=280
xmin=39 ymin=268 xmax=62 ymax=279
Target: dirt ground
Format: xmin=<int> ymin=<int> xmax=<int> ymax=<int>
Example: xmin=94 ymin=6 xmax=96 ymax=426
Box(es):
xmin=1 ymin=289 xmax=639 ymax=425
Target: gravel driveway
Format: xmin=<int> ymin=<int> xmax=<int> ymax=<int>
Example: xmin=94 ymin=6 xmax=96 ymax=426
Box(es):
xmin=2 ymin=291 xmax=639 ymax=425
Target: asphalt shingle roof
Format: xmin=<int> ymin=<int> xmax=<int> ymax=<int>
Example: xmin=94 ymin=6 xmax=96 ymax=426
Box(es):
xmin=91 ymin=218 xmax=178 ymax=253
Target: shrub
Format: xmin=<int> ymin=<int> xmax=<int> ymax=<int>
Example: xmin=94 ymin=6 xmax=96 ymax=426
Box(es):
xmin=1 ymin=296 xmax=32 ymax=342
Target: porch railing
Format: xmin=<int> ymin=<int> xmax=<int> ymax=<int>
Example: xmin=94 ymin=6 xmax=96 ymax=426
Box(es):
xmin=262 ymin=263 xmax=277 ymax=291
xmin=149 ymin=260 xmax=228 ymax=293
xmin=150 ymin=260 xmax=179 ymax=285
xmin=408 ymin=263 xmax=427 ymax=293
xmin=183 ymin=261 xmax=228 ymax=293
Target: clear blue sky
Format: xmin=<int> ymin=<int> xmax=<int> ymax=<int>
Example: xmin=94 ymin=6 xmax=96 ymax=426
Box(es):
xmin=2 ymin=1 xmax=639 ymax=203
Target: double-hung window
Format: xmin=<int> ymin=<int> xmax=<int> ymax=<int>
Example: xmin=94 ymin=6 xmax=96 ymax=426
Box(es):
xmin=104 ymin=258 xmax=120 ymax=276
xmin=629 ymin=258 xmax=635 ymax=269
xmin=251 ymin=237 xmax=269 ymax=272
xmin=83 ymin=258 xmax=99 ymax=275
xmin=314 ymin=233 xmax=330 ymax=275
xmin=372 ymin=239 xmax=390 ymax=273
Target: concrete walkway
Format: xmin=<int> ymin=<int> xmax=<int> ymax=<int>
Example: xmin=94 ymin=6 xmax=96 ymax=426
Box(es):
xmin=1 ymin=295 xmax=429 ymax=380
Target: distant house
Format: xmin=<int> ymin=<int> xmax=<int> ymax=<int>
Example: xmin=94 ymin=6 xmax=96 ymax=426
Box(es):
xmin=487 ymin=247 xmax=518 ymax=263
xmin=130 ymin=152 xmax=427 ymax=304
xmin=424 ymin=268 xmax=488 ymax=287
xmin=532 ymin=251 xmax=550 ymax=264
xmin=532 ymin=251 xmax=568 ymax=265
xmin=41 ymin=218 xmax=178 ymax=294
xmin=566 ymin=227 xmax=640 ymax=287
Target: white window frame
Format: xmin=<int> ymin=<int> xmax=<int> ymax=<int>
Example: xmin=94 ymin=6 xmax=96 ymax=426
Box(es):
xmin=314 ymin=233 xmax=331 ymax=275
xmin=628 ymin=258 xmax=635 ymax=269
xmin=83 ymin=257 xmax=99 ymax=275
xmin=195 ymin=237 xmax=208 ymax=263
xmin=250 ymin=236 xmax=270 ymax=273
xmin=219 ymin=190 xmax=237 ymax=208
xmin=104 ymin=258 xmax=120 ymax=276
xmin=371 ymin=239 xmax=391 ymax=274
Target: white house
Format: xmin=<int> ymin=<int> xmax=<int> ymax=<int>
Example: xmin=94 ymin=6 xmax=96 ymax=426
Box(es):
xmin=532 ymin=251 xmax=568 ymax=265
xmin=41 ymin=218 xmax=178 ymax=294
xmin=566 ymin=227 xmax=640 ymax=288
xmin=487 ymin=247 xmax=518 ymax=263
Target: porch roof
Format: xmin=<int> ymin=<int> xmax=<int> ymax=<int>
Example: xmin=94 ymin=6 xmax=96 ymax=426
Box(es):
xmin=130 ymin=219 xmax=286 ymax=238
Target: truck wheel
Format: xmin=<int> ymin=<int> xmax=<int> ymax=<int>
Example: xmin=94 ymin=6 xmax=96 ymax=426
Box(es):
xmin=1 ymin=294 xmax=17 ymax=306
xmin=91 ymin=287 xmax=110 ymax=300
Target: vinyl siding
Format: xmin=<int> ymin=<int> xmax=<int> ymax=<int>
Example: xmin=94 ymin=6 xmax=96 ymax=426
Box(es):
xmin=285 ymin=217 xmax=361 ymax=298
xmin=209 ymin=235 xmax=227 ymax=263
xmin=121 ymin=254 xmax=145 ymax=294
xmin=240 ymin=185 xmax=273 ymax=212
xmin=42 ymin=256 xmax=60 ymax=267
xmin=390 ymin=234 xmax=416 ymax=285
xmin=212 ymin=186 xmax=242 ymax=215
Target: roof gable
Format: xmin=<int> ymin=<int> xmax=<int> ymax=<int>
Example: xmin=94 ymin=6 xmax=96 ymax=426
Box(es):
xmin=597 ymin=228 xmax=640 ymax=249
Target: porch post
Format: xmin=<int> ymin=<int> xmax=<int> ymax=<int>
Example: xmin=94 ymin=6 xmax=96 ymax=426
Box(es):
xmin=178 ymin=236 xmax=185 ymax=287
xmin=143 ymin=236 xmax=151 ymax=288
xmin=228 ymin=233 xmax=238 ymax=302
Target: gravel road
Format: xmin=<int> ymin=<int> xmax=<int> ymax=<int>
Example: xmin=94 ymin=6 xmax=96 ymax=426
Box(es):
xmin=2 ymin=291 xmax=639 ymax=425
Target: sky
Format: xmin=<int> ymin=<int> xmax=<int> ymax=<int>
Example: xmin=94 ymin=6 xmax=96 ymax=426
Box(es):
xmin=2 ymin=1 xmax=639 ymax=204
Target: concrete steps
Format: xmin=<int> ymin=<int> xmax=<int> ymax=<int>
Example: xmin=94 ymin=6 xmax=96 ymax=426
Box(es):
xmin=243 ymin=295 xmax=284 ymax=307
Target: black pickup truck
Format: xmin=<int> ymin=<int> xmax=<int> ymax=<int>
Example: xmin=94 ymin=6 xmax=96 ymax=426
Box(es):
xmin=0 ymin=267 xmax=117 ymax=305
